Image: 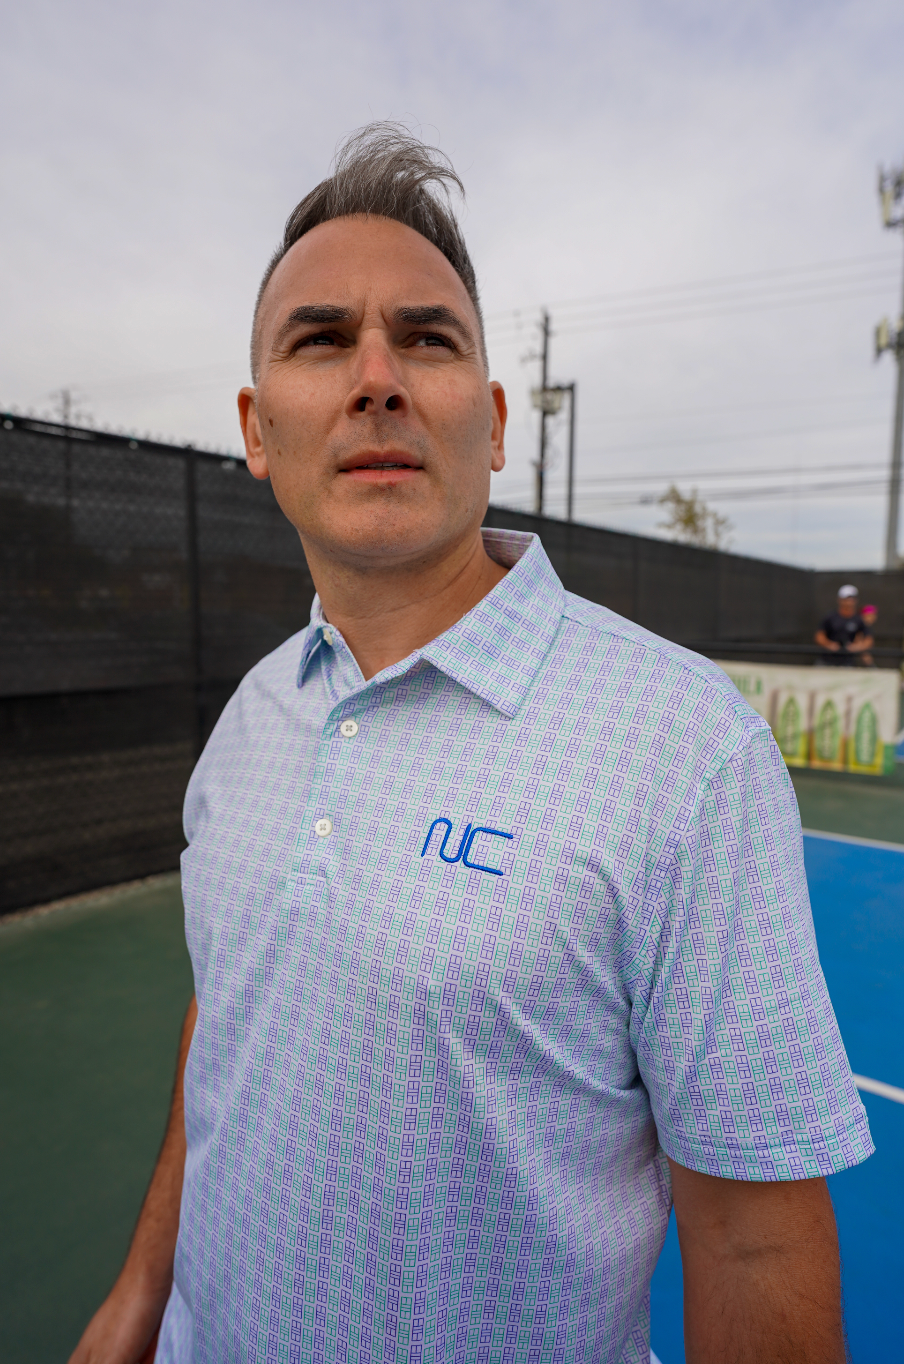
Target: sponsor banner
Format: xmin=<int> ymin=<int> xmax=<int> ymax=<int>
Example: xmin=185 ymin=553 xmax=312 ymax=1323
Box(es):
xmin=715 ymin=661 xmax=900 ymax=776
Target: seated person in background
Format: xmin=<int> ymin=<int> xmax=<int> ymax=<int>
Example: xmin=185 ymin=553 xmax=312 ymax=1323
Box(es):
xmin=859 ymin=604 xmax=878 ymax=666
xmin=815 ymin=584 xmax=873 ymax=665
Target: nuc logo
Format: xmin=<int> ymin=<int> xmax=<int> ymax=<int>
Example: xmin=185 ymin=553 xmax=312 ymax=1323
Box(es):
xmin=420 ymin=818 xmax=513 ymax=877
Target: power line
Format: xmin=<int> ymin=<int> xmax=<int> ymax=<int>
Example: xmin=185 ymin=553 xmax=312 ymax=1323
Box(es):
xmin=553 ymin=265 xmax=895 ymax=313
xmin=495 ymin=475 xmax=890 ymax=511
xmin=482 ymin=251 xmax=901 ymax=326
xmin=486 ymin=283 xmax=901 ymax=346
xmin=561 ymin=457 xmax=887 ymax=490
xmin=576 ymin=389 xmax=886 ymax=430
xmin=512 ymin=417 xmax=886 ymax=465
xmin=590 ymin=477 xmax=890 ymax=506
xmin=495 ymin=459 xmax=889 ymax=502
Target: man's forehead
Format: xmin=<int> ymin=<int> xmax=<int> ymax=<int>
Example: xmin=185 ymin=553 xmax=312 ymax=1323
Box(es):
xmin=262 ymin=216 xmax=473 ymax=321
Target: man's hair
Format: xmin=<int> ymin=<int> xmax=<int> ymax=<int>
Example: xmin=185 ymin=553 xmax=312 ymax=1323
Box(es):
xmin=251 ymin=122 xmax=485 ymax=381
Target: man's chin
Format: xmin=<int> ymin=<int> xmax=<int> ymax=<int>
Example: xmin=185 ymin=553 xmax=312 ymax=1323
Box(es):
xmin=308 ymin=505 xmax=471 ymax=569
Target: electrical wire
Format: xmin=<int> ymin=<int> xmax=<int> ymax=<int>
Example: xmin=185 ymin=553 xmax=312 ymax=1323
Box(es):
xmin=487 ymin=284 xmax=901 ymax=346
xmin=495 ymin=458 xmax=889 ymax=499
xmin=482 ymin=251 xmax=901 ymax=325
xmin=576 ymin=389 xmax=887 ymax=429
xmin=495 ymin=475 xmax=890 ymax=511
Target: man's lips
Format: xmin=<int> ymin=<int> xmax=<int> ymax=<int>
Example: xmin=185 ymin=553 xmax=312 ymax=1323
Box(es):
xmin=339 ymin=454 xmax=424 ymax=482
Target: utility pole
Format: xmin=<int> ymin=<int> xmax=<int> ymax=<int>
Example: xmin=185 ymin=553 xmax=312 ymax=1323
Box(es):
xmin=51 ymin=388 xmax=74 ymax=518
xmin=876 ymin=164 xmax=904 ymax=569
xmin=50 ymin=387 xmax=73 ymax=425
xmin=535 ymin=311 xmax=550 ymax=515
xmin=565 ymin=383 xmax=576 ymax=524
xmin=530 ymin=312 xmax=578 ymax=519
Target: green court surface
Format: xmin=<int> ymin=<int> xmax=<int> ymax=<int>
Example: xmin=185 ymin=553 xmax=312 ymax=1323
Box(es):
xmin=789 ymin=762 xmax=904 ymax=846
xmin=0 ymin=767 xmax=900 ymax=1363
xmin=0 ymin=876 xmax=193 ymax=1364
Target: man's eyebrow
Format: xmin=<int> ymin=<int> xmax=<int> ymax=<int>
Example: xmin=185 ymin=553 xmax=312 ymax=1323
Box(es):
xmin=394 ymin=305 xmax=474 ymax=343
xmin=273 ymin=305 xmax=355 ymax=346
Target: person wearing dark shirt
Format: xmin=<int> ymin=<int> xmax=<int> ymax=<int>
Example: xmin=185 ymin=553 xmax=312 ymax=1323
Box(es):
xmin=815 ymin=584 xmax=873 ymax=665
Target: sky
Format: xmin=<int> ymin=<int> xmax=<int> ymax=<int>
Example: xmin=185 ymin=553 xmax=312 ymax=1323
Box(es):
xmin=3 ymin=0 xmax=904 ymax=569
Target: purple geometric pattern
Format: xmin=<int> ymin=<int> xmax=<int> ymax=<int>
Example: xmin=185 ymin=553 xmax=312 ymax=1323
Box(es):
xmin=157 ymin=530 xmax=871 ymax=1364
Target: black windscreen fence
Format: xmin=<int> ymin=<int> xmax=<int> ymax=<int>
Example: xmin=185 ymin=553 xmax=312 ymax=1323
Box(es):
xmin=2 ymin=414 xmax=900 ymax=913
xmin=1 ymin=416 xmax=315 ymax=913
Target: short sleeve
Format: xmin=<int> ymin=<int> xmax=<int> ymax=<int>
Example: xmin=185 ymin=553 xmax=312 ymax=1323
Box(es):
xmin=633 ymin=726 xmax=874 ymax=1181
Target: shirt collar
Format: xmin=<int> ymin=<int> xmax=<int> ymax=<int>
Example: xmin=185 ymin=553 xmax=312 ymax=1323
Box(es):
xmin=297 ymin=530 xmax=565 ymax=718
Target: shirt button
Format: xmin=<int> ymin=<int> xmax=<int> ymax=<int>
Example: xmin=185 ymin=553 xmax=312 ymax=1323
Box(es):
xmin=322 ymin=629 xmax=333 ymax=646
xmin=314 ymin=817 xmax=333 ymax=838
xmin=339 ymin=719 xmax=359 ymax=738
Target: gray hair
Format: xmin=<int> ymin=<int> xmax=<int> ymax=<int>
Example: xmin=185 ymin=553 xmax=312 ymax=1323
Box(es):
xmin=251 ymin=122 xmax=485 ymax=381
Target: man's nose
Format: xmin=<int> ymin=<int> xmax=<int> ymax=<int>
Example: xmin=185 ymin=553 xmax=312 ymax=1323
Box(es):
xmin=345 ymin=334 xmax=411 ymax=417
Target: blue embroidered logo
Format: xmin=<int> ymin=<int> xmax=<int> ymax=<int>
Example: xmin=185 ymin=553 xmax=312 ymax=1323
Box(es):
xmin=420 ymin=819 xmax=513 ymax=876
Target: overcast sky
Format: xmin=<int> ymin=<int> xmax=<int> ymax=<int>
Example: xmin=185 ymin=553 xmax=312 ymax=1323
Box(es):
xmin=3 ymin=0 xmax=904 ymax=568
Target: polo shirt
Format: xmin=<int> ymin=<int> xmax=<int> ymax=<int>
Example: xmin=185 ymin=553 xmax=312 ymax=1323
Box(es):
xmin=157 ymin=528 xmax=871 ymax=1364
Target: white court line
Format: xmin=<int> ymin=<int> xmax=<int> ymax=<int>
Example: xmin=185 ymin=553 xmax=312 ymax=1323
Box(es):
xmin=799 ymin=831 xmax=904 ymax=1106
xmin=802 ymin=828 xmax=904 ymax=854
xmin=853 ymin=1074 xmax=904 ymax=1105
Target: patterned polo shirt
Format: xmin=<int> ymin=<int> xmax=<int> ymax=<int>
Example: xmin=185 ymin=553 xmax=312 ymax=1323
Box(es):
xmin=158 ymin=528 xmax=871 ymax=1364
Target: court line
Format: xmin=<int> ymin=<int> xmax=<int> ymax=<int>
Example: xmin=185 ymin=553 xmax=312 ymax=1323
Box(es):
xmin=802 ymin=828 xmax=904 ymax=854
xmin=852 ymin=1075 xmax=904 ymax=1105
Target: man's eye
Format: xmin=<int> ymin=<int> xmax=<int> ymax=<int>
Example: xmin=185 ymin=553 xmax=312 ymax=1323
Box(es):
xmin=415 ymin=333 xmax=453 ymax=349
xmin=298 ymin=332 xmax=336 ymax=348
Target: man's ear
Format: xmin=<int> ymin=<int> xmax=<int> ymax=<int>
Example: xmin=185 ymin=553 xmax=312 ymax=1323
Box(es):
xmin=489 ymin=381 xmax=507 ymax=473
xmin=238 ymin=388 xmax=270 ymax=481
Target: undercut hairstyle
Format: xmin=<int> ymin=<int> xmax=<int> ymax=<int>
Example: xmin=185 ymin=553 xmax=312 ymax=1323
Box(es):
xmin=250 ymin=122 xmax=486 ymax=381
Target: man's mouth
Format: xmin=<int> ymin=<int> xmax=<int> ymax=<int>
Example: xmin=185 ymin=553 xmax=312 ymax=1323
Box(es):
xmin=339 ymin=454 xmax=424 ymax=481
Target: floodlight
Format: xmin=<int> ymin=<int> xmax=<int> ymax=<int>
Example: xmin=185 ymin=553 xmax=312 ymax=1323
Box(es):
xmin=531 ymin=386 xmax=566 ymax=416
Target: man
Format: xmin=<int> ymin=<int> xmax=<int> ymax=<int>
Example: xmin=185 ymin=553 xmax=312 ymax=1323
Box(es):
xmin=815 ymin=584 xmax=873 ymax=665
xmin=72 ymin=124 xmax=871 ymax=1364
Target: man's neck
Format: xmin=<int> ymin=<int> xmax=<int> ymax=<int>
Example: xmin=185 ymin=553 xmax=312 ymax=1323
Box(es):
xmin=306 ymin=531 xmax=508 ymax=681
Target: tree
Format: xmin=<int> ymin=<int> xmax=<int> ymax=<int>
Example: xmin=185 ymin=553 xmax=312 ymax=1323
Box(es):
xmin=658 ymin=484 xmax=732 ymax=550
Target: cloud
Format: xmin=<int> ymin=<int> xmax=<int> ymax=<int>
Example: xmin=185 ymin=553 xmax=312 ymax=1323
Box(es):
xmin=2 ymin=0 xmax=903 ymax=565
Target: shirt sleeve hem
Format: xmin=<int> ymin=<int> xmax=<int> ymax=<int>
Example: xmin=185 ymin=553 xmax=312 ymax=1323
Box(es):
xmin=656 ymin=1121 xmax=875 ymax=1182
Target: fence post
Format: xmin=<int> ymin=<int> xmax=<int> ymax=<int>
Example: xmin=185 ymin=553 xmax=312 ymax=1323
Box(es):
xmin=184 ymin=451 xmax=204 ymax=758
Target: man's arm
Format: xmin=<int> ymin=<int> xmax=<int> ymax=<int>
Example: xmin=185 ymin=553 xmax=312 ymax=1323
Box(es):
xmin=814 ymin=629 xmax=839 ymax=651
xmin=69 ymin=996 xmax=198 ymax=1364
xmin=668 ymin=1157 xmax=845 ymax=1364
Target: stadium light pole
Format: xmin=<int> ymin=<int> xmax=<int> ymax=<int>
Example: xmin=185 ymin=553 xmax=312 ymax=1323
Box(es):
xmin=876 ymin=164 xmax=904 ymax=569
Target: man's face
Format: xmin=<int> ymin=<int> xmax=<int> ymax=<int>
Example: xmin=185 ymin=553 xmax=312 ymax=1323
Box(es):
xmin=239 ymin=216 xmax=506 ymax=570
xmin=838 ymin=596 xmax=857 ymax=618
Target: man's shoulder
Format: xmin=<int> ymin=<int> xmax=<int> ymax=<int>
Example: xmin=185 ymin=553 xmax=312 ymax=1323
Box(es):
xmin=556 ymin=589 xmax=769 ymax=749
xmin=208 ymin=626 xmax=310 ymax=736
xmin=242 ymin=626 xmax=311 ymax=689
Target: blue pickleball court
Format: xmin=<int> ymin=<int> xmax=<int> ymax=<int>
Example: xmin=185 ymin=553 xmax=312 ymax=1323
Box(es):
xmin=650 ymin=831 xmax=904 ymax=1363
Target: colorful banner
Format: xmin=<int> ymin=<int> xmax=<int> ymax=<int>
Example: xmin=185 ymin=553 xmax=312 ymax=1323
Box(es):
xmin=714 ymin=661 xmax=901 ymax=776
